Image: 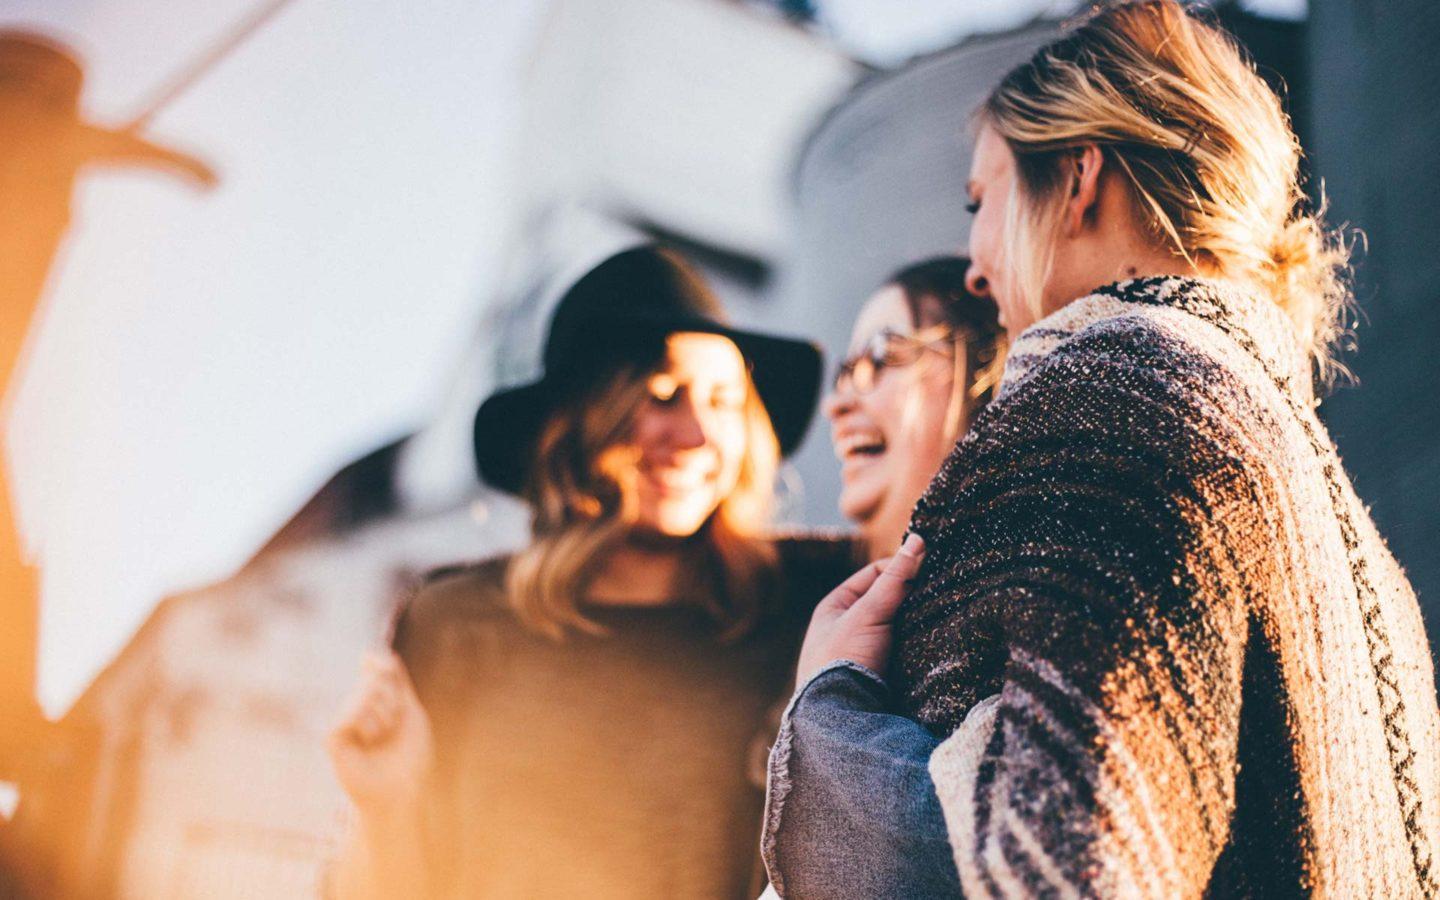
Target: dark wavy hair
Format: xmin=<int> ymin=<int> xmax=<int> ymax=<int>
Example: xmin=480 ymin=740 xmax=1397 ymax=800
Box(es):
xmin=888 ymin=255 xmax=1007 ymax=407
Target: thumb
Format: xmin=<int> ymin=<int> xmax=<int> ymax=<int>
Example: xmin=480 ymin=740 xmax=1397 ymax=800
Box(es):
xmin=847 ymin=533 xmax=925 ymax=627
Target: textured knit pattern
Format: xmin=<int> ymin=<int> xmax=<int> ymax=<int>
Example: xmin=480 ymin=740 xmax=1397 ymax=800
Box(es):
xmin=896 ymin=277 xmax=1440 ymax=898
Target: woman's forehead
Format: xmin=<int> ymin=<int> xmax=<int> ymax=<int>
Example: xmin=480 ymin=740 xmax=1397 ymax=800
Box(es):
xmin=849 ymin=287 xmax=914 ymax=351
xmin=970 ymin=123 xmax=1013 ymax=180
xmin=662 ymin=331 xmax=746 ymax=380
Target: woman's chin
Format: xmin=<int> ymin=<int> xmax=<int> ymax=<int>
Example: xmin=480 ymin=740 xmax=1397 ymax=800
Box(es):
xmin=625 ymin=525 xmax=698 ymax=550
xmin=838 ymin=488 xmax=885 ymax=532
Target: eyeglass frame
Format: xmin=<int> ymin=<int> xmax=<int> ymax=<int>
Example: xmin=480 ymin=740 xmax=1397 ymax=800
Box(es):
xmin=831 ymin=322 xmax=962 ymax=395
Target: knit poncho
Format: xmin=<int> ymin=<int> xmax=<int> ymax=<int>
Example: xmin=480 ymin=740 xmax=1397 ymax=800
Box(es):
xmin=896 ymin=277 xmax=1440 ymax=897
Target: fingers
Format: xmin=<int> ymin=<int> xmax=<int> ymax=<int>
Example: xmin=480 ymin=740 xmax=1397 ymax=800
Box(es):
xmin=848 ymin=533 xmax=925 ymax=627
xmin=820 ymin=558 xmax=891 ymax=613
xmin=362 ymin=649 xmax=404 ymax=684
xmin=365 ymin=651 xmax=423 ymax=707
xmin=373 ymin=650 xmax=424 ymax=706
xmin=331 ymin=651 xmax=414 ymax=750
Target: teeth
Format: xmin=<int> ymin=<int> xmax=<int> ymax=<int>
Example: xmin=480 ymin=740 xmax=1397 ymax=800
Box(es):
xmin=647 ymin=468 xmax=710 ymax=489
xmin=836 ymin=433 xmax=886 ymax=458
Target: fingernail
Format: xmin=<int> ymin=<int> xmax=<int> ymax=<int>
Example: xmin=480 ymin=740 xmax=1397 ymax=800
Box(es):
xmin=902 ymin=533 xmax=925 ymax=553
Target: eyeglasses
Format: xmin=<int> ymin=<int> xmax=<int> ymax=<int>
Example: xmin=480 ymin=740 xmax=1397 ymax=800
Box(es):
xmin=832 ymin=323 xmax=956 ymax=395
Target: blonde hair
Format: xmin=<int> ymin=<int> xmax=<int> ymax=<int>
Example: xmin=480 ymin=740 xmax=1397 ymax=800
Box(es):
xmin=981 ymin=0 xmax=1352 ymax=382
xmin=505 ymin=358 xmax=781 ymax=641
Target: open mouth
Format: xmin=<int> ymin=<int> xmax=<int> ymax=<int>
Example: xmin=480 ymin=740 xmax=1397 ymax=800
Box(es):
xmin=835 ymin=431 xmax=887 ymax=461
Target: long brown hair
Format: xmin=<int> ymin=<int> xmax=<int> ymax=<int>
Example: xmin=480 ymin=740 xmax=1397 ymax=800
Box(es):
xmin=981 ymin=0 xmax=1351 ymax=382
xmin=504 ymin=352 xmax=781 ymax=642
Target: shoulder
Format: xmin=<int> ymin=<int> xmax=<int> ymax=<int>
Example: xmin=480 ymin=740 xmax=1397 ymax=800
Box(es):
xmin=1002 ymin=278 xmax=1289 ymax=424
xmin=773 ymin=528 xmax=861 ymax=570
xmin=392 ymin=555 xmax=514 ymax=654
xmin=979 ymin=303 xmax=1258 ymax=471
xmin=389 ymin=557 xmax=521 ymax=720
xmin=1022 ymin=309 xmax=1225 ymax=405
xmin=913 ymin=291 xmax=1270 ymax=551
xmin=419 ymin=554 xmax=510 ymax=600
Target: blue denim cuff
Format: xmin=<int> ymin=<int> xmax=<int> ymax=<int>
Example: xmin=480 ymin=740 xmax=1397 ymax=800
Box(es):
xmin=761 ymin=660 xmax=960 ymax=898
xmin=762 ymin=661 xmax=887 ymax=896
xmin=791 ymin=659 xmax=890 ymax=714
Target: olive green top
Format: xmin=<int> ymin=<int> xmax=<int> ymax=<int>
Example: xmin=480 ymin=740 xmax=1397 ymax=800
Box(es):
xmin=392 ymin=535 xmax=857 ymax=900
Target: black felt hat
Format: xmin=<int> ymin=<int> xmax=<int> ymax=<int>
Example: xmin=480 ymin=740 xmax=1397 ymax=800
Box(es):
xmin=474 ymin=246 xmax=822 ymax=495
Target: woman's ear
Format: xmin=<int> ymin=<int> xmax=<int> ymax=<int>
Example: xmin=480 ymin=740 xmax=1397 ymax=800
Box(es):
xmin=1063 ymin=144 xmax=1105 ymax=236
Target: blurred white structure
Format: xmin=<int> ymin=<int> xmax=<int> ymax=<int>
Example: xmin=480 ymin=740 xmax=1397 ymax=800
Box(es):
xmin=2 ymin=0 xmax=548 ymax=718
xmin=60 ymin=502 xmax=527 ymax=897
xmin=518 ymin=0 xmax=856 ymax=261
xmin=818 ymin=0 xmax=1076 ymax=65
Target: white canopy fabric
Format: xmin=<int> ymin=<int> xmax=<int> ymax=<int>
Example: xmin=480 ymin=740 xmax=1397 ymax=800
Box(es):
xmin=2 ymin=0 xmax=547 ymax=715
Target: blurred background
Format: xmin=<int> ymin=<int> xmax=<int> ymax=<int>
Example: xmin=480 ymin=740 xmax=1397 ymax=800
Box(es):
xmin=0 ymin=0 xmax=1434 ymax=896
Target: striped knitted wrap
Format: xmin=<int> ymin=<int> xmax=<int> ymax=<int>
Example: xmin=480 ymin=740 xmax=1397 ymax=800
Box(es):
xmin=895 ymin=277 xmax=1440 ymax=898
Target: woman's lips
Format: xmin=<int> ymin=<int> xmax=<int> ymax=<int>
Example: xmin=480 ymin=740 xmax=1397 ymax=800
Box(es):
xmin=641 ymin=466 xmax=712 ymax=495
xmin=836 ymin=433 xmax=888 ymax=486
xmin=834 ymin=431 xmax=887 ymax=461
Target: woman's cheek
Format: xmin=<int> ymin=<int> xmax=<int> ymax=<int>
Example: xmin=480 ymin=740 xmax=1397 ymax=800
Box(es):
xmin=720 ymin=420 xmax=748 ymax=484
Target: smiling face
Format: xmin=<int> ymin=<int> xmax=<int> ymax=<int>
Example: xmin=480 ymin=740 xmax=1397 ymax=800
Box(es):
xmin=826 ymin=286 xmax=966 ymax=558
xmin=625 ymin=331 xmax=751 ymax=538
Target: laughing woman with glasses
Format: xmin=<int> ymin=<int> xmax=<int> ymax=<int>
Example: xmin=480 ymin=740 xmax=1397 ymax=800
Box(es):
xmin=826 ymin=257 xmax=1005 ymax=561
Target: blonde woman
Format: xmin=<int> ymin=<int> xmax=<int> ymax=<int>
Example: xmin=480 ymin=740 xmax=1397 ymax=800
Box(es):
xmin=765 ymin=3 xmax=1440 ymax=897
xmin=327 ymin=246 xmax=855 ymax=899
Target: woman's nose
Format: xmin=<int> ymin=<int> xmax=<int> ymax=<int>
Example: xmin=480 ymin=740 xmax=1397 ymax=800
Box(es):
xmin=668 ymin=400 xmax=708 ymax=450
xmin=823 ymin=384 xmax=856 ymax=420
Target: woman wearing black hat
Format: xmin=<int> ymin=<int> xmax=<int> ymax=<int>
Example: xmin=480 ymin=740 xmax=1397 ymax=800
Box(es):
xmin=326 ymin=246 xmax=856 ymax=899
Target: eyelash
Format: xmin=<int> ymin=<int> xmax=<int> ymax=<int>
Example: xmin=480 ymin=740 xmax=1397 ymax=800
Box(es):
xmin=964 ymin=201 xmax=980 ymax=214
xmin=649 ymin=388 xmax=743 ymax=411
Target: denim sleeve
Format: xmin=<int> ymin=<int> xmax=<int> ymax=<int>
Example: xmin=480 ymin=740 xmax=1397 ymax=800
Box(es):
xmin=761 ymin=661 xmax=962 ymax=899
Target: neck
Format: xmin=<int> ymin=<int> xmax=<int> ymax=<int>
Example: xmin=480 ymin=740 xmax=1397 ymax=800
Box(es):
xmin=1048 ymin=199 xmax=1209 ymax=320
xmin=1057 ymin=253 xmax=1202 ymax=316
xmin=1115 ymin=249 xmax=1206 ymax=284
xmin=862 ymin=528 xmax=897 ymax=564
xmin=862 ymin=500 xmax=912 ymax=562
xmin=585 ymin=536 xmax=687 ymax=607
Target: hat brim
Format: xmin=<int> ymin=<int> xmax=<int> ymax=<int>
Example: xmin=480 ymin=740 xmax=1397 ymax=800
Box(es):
xmin=474 ymin=317 xmax=822 ymax=495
